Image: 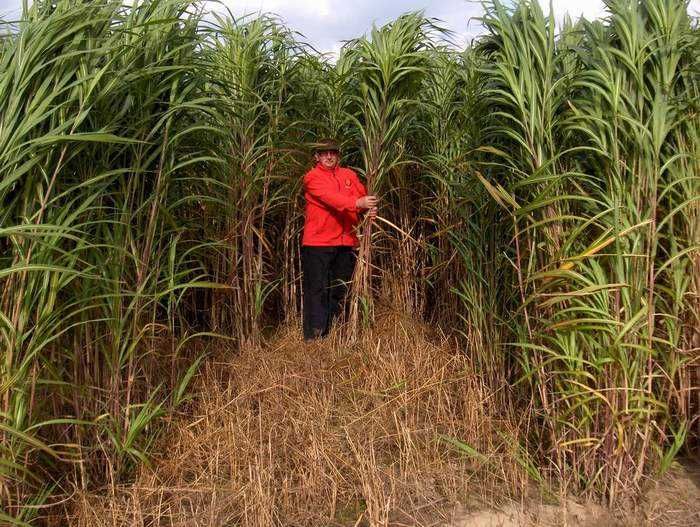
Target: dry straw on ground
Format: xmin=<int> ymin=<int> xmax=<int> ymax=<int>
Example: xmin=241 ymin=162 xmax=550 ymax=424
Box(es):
xmin=59 ymin=309 xmax=700 ymax=527
xmin=65 ymin=310 xmax=527 ymax=526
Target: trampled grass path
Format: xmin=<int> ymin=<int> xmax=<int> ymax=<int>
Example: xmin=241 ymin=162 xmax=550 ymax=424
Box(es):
xmin=66 ymin=312 xmax=700 ymax=526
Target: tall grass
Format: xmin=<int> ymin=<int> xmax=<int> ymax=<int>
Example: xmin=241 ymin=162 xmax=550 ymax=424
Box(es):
xmin=477 ymin=0 xmax=699 ymax=502
xmin=0 ymin=0 xmax=697 ymax=523
xmin=342 ymin=13 xmax=436 ymax=328
xmin=201 ymin=13 xmax=306 ymax=342
xmin=0 ymin=0 xmax=220 ymax=521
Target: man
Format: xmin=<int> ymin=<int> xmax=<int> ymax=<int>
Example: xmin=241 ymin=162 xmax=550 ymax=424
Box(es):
xmin=301 ymin=139 xmax=378 ymax=340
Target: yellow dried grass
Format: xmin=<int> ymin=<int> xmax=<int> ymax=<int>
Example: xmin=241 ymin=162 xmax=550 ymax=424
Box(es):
xmin=65 ymin=309 xmax=525 ymax=526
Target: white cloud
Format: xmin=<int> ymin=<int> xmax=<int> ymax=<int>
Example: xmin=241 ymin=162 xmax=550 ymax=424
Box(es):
xmin=230 ymin=0 xmax=332 ymax=18
xmin=212 ymin=0 xmax=700 ymax=53
xmin=545 ymin=0 xmax=608 ymax=21
xmin=2 ymin=0 xmax=699 ymax=53
xmin=213 ymin=0 xmax=483 ymax=54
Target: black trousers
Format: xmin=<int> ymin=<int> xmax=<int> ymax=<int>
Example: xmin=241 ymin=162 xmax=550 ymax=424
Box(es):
xmin=302 ymin=246 xmax=356 ymax=340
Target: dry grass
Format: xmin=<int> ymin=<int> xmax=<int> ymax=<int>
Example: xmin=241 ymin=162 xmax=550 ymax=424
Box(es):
xmin=62 ymin=309 xmax=526 ymax=526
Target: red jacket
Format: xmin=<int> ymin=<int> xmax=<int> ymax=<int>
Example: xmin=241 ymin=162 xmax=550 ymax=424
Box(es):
xmin=302 ymin=163 xmax=367 ymax=247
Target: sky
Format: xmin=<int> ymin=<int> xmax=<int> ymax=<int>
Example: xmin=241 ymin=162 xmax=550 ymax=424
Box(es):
xmin=212 ymin=0 xmax=615 ymax=53
xmin=1 ymin=1 xmax=699 ymax=55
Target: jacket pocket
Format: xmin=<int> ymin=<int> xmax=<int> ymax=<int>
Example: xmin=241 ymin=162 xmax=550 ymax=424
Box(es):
xmin=314 ymin=213 xmax=330 ymax=235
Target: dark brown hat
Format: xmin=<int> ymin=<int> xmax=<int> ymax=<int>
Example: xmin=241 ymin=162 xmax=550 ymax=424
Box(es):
xmin=313 ymin=138 xmax=340 ymax=153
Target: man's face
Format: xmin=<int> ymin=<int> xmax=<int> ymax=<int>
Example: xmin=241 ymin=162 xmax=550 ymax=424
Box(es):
xmin=315 ymin=150 xmax=339 ymax=170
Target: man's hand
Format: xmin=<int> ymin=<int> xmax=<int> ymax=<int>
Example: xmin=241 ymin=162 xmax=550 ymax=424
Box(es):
xmin=356 ymin=195 xmax=378 ymax=210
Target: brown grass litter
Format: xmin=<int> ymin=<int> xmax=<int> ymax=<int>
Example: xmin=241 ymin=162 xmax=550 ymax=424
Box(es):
xmin=64 ymin=310 xmax=526 ymax=526
xmin=61 ymin=310 xmax=700 ymax=526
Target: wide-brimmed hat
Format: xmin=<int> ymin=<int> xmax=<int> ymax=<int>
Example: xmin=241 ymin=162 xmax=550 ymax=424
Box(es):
xmin=313 ymin=138 xmax=340 ymax=154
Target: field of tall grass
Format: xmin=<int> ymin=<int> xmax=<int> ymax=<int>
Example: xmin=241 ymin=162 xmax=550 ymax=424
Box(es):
xmin=0 ymin=0 xmax=697 ymax=524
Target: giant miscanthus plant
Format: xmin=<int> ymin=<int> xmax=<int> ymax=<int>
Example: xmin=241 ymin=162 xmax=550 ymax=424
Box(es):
xmin=555 ymin=0 xmax=698 ymax=500
xmin=0 ymin=1 xmax=219 ymax=520
xmin=477 ymin=0 xmax=698 ymax=503
xmin=416 ymin=47 xmax=510 ymax=387
xmin=203 ymin=14 xmax=305 ymax=343
xmin=342 ymin=13 xmax=435 ymax=331
xmin=477 ymin=0 xmax=575 ymax=460
xmin=0 ymin=2 xmax=133 ymax=510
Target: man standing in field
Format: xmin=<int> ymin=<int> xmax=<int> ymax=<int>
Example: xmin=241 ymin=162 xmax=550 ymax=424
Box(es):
xmin=302 ymin=139 xmax=378 ymax=340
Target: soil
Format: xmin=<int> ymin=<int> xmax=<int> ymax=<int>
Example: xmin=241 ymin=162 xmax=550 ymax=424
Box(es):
xmin=448 ymin=462 xmax=700 ymax=526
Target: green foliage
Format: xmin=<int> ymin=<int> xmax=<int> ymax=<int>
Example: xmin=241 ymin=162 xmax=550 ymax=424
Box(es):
xmin=476 ymin=0 xmax=699 ymax=503
xmin=0 ymin=0 xmax=219 ymax=517
xmin=0 ymin=0 xmax=697 ymax=522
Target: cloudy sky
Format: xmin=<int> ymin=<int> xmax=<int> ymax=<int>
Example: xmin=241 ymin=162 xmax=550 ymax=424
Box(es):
xmin=213 ymin=0 xmax=615 ymax=53
xmin=1 ymin=1 xmax=699 ymax=54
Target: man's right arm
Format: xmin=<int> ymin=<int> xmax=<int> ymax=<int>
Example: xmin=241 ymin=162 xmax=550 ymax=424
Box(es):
xmin=304 ymin=172 xmax=359 ymax=212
